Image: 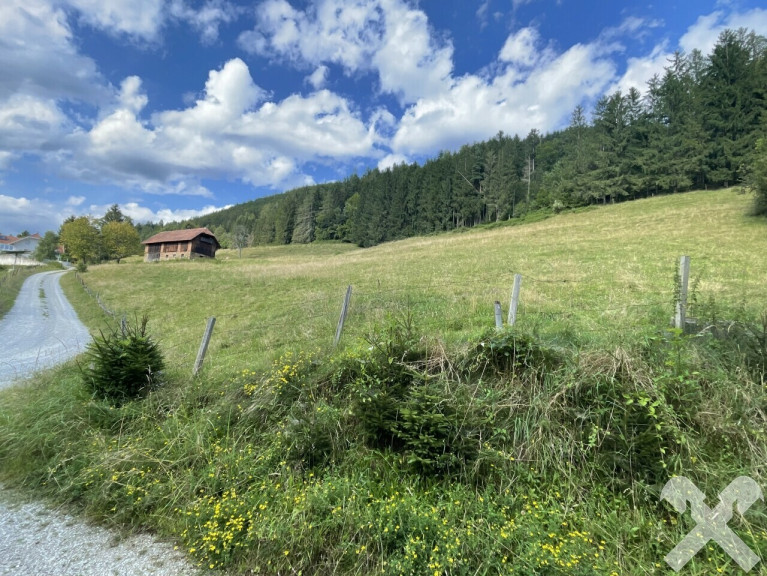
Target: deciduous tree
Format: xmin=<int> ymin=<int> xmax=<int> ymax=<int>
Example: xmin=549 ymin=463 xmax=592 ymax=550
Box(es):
xmin=102 ymin=221 xmax=142 ymax=263
xmin=59 ymin=217 xmax=101 ymax=264
xmin=33 ymin=231 xmax=60 ymax=261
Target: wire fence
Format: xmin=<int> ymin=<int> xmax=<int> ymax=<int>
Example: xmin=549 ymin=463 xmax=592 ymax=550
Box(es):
xmin=69 ymin=255 xmax=745 ymax=380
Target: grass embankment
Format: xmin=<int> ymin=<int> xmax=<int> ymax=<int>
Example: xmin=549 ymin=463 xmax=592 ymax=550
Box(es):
xmin=1 ymin=189 xmax=767 ymax=575
xmin=0 ymin=263 xmax=59 ymax=320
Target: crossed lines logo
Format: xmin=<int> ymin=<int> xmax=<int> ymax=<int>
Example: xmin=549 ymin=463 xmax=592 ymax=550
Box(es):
xmin=661 ymin=476 xmax=764 ymax=572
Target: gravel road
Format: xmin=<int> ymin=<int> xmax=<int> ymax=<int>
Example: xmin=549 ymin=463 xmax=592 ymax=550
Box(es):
xmin=0 ymin=271 xmax=203 ymax=576
xmin=0 ymin=489 xmax=201 ymax=576
xmin=0 ymin=270 xmax=90 ymax=389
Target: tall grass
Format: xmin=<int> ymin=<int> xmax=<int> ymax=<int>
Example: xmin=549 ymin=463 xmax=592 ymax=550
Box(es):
xmin=1 ymin=189 xmax=766 ymax=575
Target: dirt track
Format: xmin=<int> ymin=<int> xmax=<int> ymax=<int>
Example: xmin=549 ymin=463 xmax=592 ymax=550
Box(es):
xmin=0 ymin=270 xmax=90 ymax=388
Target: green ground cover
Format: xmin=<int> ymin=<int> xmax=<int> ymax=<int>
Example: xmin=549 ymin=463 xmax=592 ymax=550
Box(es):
xmin=0 ymin=263 xmax=58 ymax=319
xmin=1 ymin=189 xmax=766 ymax=575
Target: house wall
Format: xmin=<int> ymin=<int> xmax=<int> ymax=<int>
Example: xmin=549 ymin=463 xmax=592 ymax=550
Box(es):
xmin=144 ymin=237 xmax=218 ymax=261
xmin=14 ymin=237 xmax=40 ymax=252
xmin=1 ymin=238 xmax=40 ymax=252
xmin=191 ymin=236 xmax=217 ymax=258
xmin=0 ymin=254 xmax=41 ymax=266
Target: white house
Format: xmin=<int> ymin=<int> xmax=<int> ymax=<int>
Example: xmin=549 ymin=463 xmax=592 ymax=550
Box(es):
xmin=0 ymin=233 xmax=42 ymax=266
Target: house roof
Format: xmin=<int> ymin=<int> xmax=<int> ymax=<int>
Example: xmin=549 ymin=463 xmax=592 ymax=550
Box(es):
xmin=0 ymin=233 xmax=42 ymax=245
xmin=142 ymin=227 xmax=219 ymax=246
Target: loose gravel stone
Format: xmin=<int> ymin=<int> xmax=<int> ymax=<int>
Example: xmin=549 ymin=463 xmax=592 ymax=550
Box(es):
xmin=0 ymin=489 xmax=202 ymax=576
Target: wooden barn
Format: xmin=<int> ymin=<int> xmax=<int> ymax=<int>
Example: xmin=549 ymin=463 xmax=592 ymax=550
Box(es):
xmin=142 ymin=228 xmax=220 ymax=262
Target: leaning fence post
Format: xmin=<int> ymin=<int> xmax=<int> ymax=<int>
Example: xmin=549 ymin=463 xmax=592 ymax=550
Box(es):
xmin=508 ymin=273 xmax=522 ymax=326
xmin=334 ymin=285 xmax=352 ymax=347
xmin=494 ymin=301 xmax=503 ymax=330
xmin=120 ymin=316 xmax=127 ymax=336
xmin=674 ymin=256 xmax=690 ymax=330
xmin=193 ymin=317 xmax=216 ymax=376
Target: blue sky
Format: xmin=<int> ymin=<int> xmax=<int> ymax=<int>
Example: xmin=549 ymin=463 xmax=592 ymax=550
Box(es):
xmin=1 ymin=0 xmax=766 ymax=234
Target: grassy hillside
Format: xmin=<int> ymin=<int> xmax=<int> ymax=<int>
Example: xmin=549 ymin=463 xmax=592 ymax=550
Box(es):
xmin=1 ymin=189 xmax=766 ymax=575
xmin=63 ymin=189 xmax=767 ymax=376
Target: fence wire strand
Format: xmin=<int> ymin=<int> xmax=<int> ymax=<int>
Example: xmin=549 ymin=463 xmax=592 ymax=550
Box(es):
xmin=71 ymin=265 xmax=759 ymax=375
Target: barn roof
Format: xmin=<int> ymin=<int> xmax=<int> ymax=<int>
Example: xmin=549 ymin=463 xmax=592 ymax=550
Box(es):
xmin=142 ymin=227 xmax=219 ymax=246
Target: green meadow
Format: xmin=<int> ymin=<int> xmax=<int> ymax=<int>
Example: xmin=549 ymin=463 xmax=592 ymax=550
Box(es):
xmin=1 ymin=189 xmax=766 ymax=575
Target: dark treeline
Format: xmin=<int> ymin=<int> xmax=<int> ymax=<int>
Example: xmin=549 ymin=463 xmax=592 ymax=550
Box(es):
xmin=136 ymin=28 xmax=767 ymax=248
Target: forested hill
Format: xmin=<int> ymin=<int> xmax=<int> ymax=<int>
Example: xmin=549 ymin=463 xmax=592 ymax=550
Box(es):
xmin=136 ymin=28 xmax=767 ymax=248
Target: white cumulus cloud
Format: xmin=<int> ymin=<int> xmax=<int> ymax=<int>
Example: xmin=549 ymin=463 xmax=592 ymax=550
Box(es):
xmin=238 ymin=0 xmax=453 ymax=104
xmin=0 ymin=0 xmax=108 ymax=103
xmin=306 ymin=65 xmax=329 ymax=89
xmin=64 ymin=0 xmax=166 ymax=41
xmin=0 ymin=194 xmax=62 ymax=233
xmin=392 ymin=34 xmax=616 ymax=155
xmin=168 ymin=0 xmax=240 ymax=44
xmin=119 ymin=202 xmax=232 ymax=223
xmin=680 ymin=7 xmax=767 ymax=55
xmin=55 ymin=58 xmax=379 ymax=194
xmin=499 ymin=27 xmax=544 ymax=67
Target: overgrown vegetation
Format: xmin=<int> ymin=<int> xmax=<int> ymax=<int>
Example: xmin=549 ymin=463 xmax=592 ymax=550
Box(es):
xmin=1 ymin=190 xmax=766 ymax=575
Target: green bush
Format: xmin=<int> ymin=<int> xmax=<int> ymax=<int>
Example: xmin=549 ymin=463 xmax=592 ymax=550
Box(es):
xmin=469 ymin=328 xmax=562 ymax=377
xmin=394 ymin=379 xmax=488 ymax=475
xmin=347 ymin=318 xmax=425 ymax=450
xmin=81 ymin=315 xmax=164 ymax=403
xmin=76 ymin=260 xmax=88 ymax=273
xmin=559 ymin=346 xmax=690 ymax=486
xmin=341 ymin=321 xmax=494 ymax=475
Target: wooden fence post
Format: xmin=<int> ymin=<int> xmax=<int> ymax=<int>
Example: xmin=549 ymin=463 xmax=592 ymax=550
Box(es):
xmin=508 ymin=273 xmax=522 ymax=326
xmin=334 ymin=285 xmax=352 ymax=347
xmin=674 ymin=255 xmax=690 ymax=330
xmin=494 ymin=301 xmax=503 ymax=330
xmin=193 ymin=317 xmax=216 ymax=376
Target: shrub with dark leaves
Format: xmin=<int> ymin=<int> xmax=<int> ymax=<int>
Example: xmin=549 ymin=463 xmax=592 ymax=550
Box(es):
xmin=82 ymin=315 xmax=164 ymax=402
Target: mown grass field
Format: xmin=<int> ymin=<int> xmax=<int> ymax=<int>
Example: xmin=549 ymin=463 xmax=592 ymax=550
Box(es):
xmin=1 ymin=188 xmax=766 ymax=575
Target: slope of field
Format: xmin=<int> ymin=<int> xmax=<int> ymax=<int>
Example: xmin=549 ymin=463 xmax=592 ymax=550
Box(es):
xmin=61 ymin=189 xmax=767 ymax=377
xmin=1 ymin=189 xmax=766 ymax=576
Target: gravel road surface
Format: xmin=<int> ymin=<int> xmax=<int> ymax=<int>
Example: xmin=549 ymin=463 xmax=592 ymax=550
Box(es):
xmin=0 ymin=271 xmax=203 ymax=576
xmin=0 ymin=270 xmax=90 ymax=389
xmin=0 ymin=489 xmax=201 ymax=576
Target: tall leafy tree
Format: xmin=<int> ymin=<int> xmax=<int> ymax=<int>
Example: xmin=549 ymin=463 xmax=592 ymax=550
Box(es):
xmin=33 ymin=231 xmax=60 ymax=261
xmin=292 ymin=190 xmax=320 ymax=244
xmin=746 ymin=138 xmax=767 ymax=214
xmin=59 ymin=216 xmax=101 ymax=263
xmin=102 ymin=221 xmax=142 ymax=263
xmin=522 ymin=129 xmax=540 ymax=213
xmin=253 ymin=203 xmax=277 ymax=244
xmin=231 ymin=226 xmax=252 ymax=257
